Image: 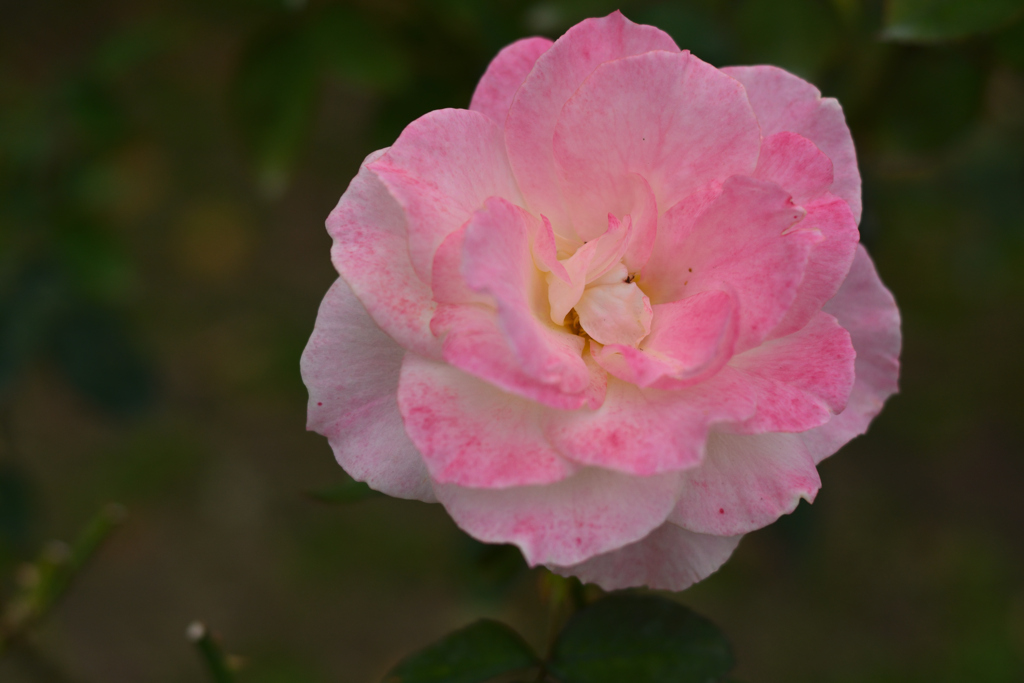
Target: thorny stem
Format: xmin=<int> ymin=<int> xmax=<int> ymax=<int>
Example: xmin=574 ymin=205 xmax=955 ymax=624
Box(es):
xmin=187 ymin=622 xmax=237 ymax=683
xmin=0 ymin=503 xmax=125 ymax=654
xmin=533 ymin=571 xmax=588 ymax=682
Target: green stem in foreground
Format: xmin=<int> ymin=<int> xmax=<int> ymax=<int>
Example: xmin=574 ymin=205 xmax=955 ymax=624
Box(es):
xmin=534 ymin=571 xmax=588 ymax=682
xmin=187 ymin=622 xmax=238 ymax=683
xmin=0 ymin=503 xmax=126 ymax=654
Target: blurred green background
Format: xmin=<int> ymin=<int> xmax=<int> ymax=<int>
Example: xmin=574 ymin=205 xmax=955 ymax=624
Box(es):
xmin=1 ymin=0 xmax=1023 ymax=681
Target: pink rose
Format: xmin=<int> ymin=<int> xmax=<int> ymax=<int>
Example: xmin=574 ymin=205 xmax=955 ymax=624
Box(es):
xmin=302 ymin=11 xmax=901 ymax=590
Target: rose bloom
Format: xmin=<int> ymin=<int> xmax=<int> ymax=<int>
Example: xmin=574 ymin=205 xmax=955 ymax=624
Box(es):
xmin=301 ymin=11 xmax=901 ymax=590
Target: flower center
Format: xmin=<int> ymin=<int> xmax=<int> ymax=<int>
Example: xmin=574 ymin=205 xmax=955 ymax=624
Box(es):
xmin=541 ymin=214 xmax=653 ymax=349
xmin=571 ymin=263 xmax=652 ymax=347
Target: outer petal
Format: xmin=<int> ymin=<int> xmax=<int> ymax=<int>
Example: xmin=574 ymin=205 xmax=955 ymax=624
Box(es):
xmin=470 ymin=37 xmax=552 ymax=125
xmin=550 ymin=522 xmax=741 ymax=591
xmin=723 ymin=65 xmax=862 ymax=223
xmin=800 ymin=246 xmax=901 ymax=463
xmin=506 ymin=11 xmax=679 ymax=234
xmin=301 ymin=279 xmax=435 ymax=502
xmin=641 ymin=176 xmax=819 ymax=352
xmin=545 ymin=371 xmax=756 ymax=476
xmin=369 ymin=109 xmax=522 ymax=282
xmin=729 ymin=312 xmax=856 ymax=434
xmin=554 ymin=50 xmax=761 ymax=238
xmin=770 ymin=193 xmax=859 ymax=338
xmin=753 ymin=132 xmax=833 ymax=206
xmin=328 ymin=149 xmax=440 ymax=360
xmin=434 ymin=466 xmax=682 ymax=566
xmin=397 ymin=356 xmax=576 ymax=488
xmin=669 ymin=432 xmax=820 ymax=536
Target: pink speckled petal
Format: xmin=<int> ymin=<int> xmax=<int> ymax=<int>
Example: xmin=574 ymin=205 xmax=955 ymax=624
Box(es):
xmin=434 ymin=466 xmax=682 ymax=566
xmin=369 ymin=109 xmax=522 ymax=283
xmin=459 ymin=197 xmax=593 ymax=400
xmin=724 ymin=65 xmax=862 ymax=223
xmin=506 ymin=11 xmax=678 ymax=235
xmin=770 ymin=193 xmax=860 ymax=338
xmin=328 ymin=149 xmax=440 ymax=360
xmin=431 ymin=305 xmax=592 ymax=411
xmin=301 ymin=279 xmax=435 ymax=502
xmin=645 ymin=176 xmax=820 ymax=352
xmin=554 ymin=50 xmax=760 ymax=237
xmin=729 ymin=312 xmax=855 ymax=434
xmin=531 ymin=215 xmax=570 ymax=283
xmin=639 ymin=180 xmax=722 ymax=304
xmin=670 ymin=432 xmax=820 ymax=536
xmin=470 ymin=37 xmax=552 ymax=125
xmin=801 ymin=246 xmax=901 ymax=463
xmin=551 ymin=522 xmax=741 ymax=591
xmin=619 ymin=173 xmax=659 ymax=273
xmin=754 ymin=132 xmax=833 ymax=206
xmin=593 ymin=290 xmax=737 ymax=388
xmin=397 ymin=355 xmax=576 ymax=488
xmin=545 ymin=371 xmax=756 ymax=476
xmin=431 ymin=224 xmax=488 ymax=306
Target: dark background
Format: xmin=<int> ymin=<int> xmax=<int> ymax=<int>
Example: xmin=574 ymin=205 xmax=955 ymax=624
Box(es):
xmin=1 ymin=0 xmax=1023 ymax=681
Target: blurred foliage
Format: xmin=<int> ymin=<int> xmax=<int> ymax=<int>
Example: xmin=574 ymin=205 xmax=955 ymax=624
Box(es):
xmin=0 ymin=504 xmax=124 ymax=653
xmin=0 ymin=0 xmax=1022 ymax=682
xmin=384 ymin=594 xmax=735 ymax=683
xmin=548 ymin=594 xmax=735 ymax=683
xmin=883 ymin=0 xmax=1024 ymax=42
xmin=384 ymin=618 xmax=539 ymax=683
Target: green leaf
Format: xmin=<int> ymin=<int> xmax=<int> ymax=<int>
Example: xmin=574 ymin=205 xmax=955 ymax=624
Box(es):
xmin=547 ymin=594 xmax=735 ymax=683
xmin=307 ymin=478 xmax=383 ymax=504
xmin=383 ymin=619 xmax=539 ymax=683
xmin=882 ymin=0 xmax=1024 ymax=42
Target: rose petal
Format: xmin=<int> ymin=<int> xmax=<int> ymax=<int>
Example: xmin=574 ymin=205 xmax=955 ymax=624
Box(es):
xmin=506 ymin=11 xmax=679 ymax=235
xmin=369 ymin=109 xmax=522 ymax=283
xmin=397 ymin=355 xmax=577 ymax=488
xmin=301 ymin=279 xmax=435 ymax=502
xmin=800 ymin=246 xmax=901 ymax=463
xmin=550 ymin=522 xmax=741 ymax=591
xmin=619 ymin=173 xmax=659 ymax=273
xmin=431 ymin=305 xmax=592 ymax=411
xmin=729 ymin=311 xmax=856 ymax=434
xmin=458 ymin=197 xmax=594 ymax=400
xmin=470 ymin=37 xmax=552 ymax=125
xmin=554 ymin=50 xmax=761 ymax=238
xmin=545 ymin=371 xmax=756 ymax=476
xmin=754 ymin=131 xmax=833 ymax=206
xmin=434 ymin=466 xmax=682 ymax=566
xmin=593 ymin=290 xmax=738 ymax=388
xmin=724 ymin=65 xmax=862 ymax=223
xmin=575 ymin=276 xmax=652 ymax=347
xmin=639 ymin=180 xmax=722 ymax=303
xmin=770 ymin=193 xmax=860 ymax=338
xmin=328 ymin=149 xmax=440 ymax=360
xmin=546 ymin=214 xmax=632 ymax=325
xmin=669 ymin=432 xmax=820 ymax=536
xmin=644 ymin=176 xmax=820 ymax=352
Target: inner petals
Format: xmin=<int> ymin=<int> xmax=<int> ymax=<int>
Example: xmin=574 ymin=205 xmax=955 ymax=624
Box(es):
xmin=546 ymin=213 xmax=636 ymax=325
xmin=576 ymin=269 xmax=653 ymax=346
